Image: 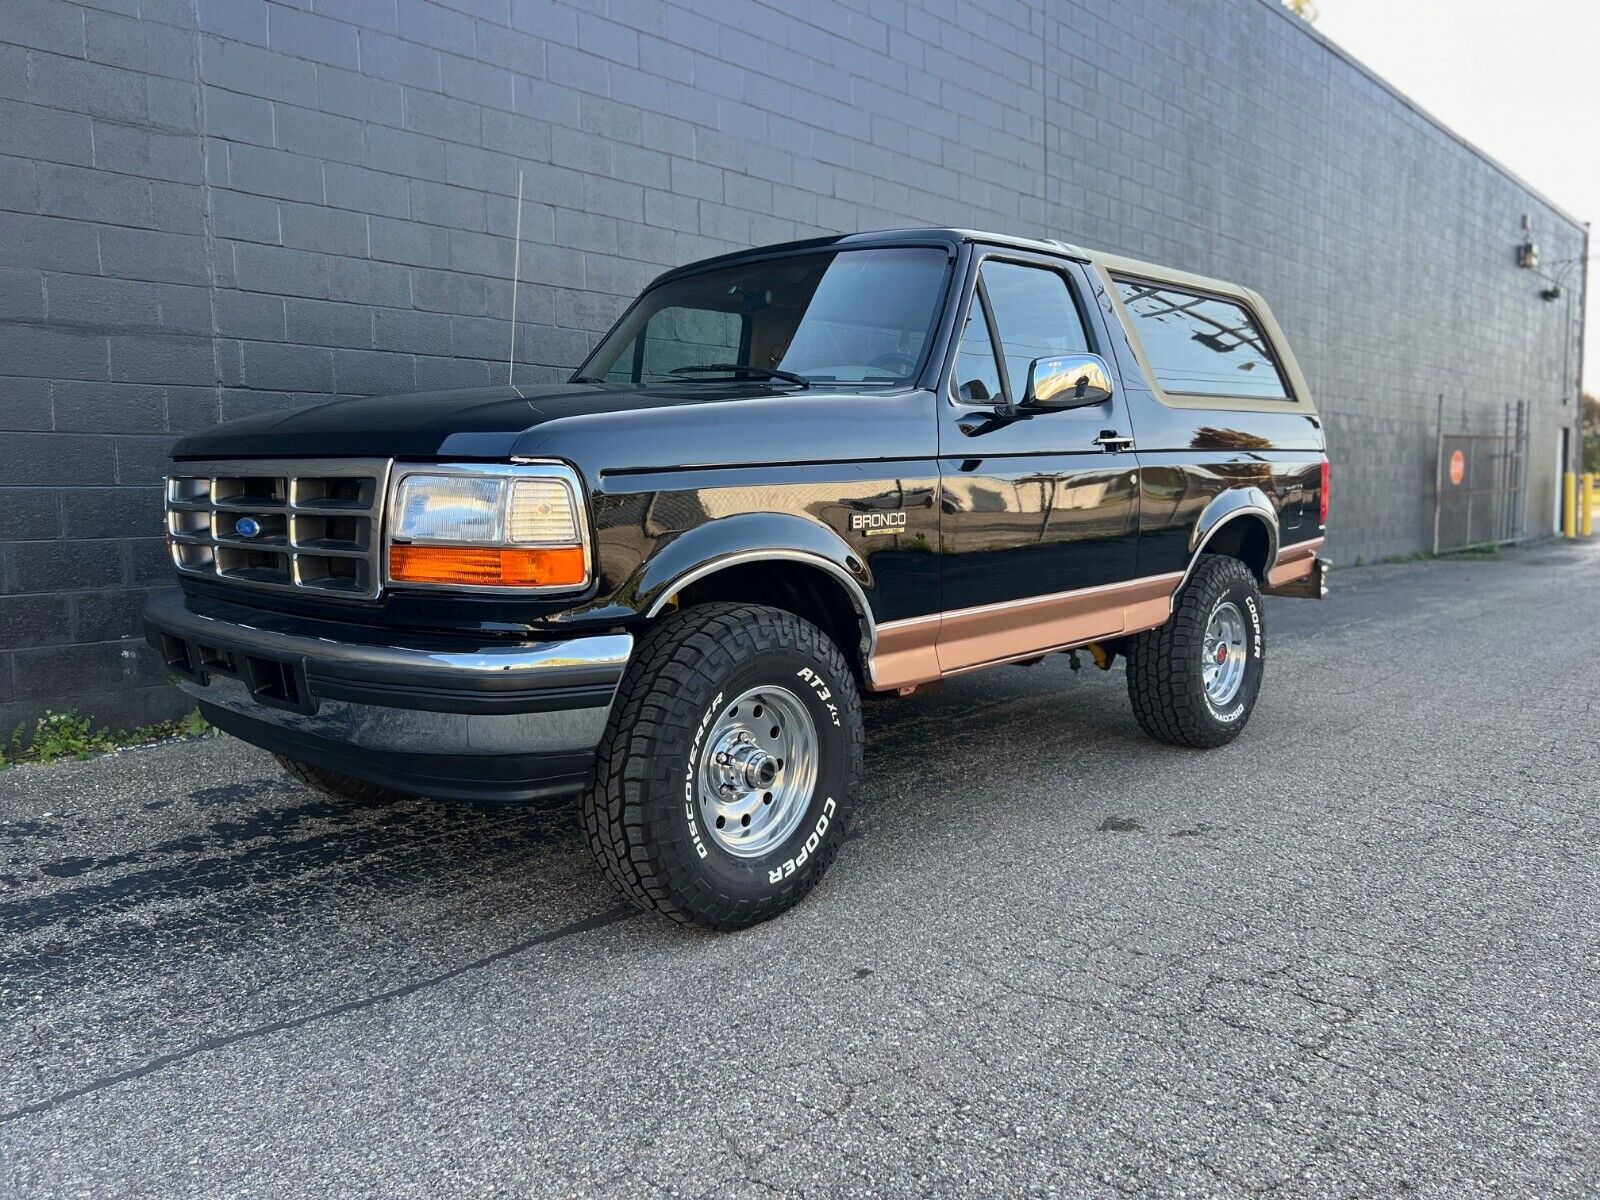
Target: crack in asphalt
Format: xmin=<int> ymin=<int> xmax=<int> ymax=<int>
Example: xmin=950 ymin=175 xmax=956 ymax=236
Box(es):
xmin=0 ymin=904 xmax=635 ymax=1126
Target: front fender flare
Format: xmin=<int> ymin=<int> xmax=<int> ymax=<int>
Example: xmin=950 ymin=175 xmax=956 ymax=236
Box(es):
xmin=623 ymin=513 xmax=876 ymax=624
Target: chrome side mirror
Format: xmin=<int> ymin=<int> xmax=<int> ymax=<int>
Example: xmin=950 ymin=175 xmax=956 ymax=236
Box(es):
xmin=1025 ymin=353 xmax=1115 ymax=410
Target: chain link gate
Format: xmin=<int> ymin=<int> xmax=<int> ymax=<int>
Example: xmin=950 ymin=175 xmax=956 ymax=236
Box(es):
xmin=1432 ymin=398 xmax=1529 ymax=554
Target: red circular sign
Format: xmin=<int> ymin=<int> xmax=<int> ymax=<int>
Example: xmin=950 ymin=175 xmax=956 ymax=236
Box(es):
xmin=1449 ymin=450 xmax=1465 ymax=486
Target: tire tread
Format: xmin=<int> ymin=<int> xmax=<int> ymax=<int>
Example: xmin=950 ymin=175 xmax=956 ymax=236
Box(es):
xmin=581 ymin=602 xmax=863 ymax=931
xmin=1125 ymin=555 xmax=1262 ymax=749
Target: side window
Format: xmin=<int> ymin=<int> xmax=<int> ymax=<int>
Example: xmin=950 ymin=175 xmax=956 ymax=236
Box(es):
xmin=981 ymin=262 xmax=1091 ymax=396
xmin=1114 ymin=280 xmax=1290 ymax=400
xmin=604 ymin=307 xmax=744 ymax=383
xmin=952 ymin=303 xmax=1002 ymax=403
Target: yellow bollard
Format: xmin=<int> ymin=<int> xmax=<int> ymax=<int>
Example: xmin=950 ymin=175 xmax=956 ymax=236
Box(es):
xmin=1584 ymin=474 xmax=1597 ymax=538
xmin=1562 ymin=472 xmax=1577 ymax=538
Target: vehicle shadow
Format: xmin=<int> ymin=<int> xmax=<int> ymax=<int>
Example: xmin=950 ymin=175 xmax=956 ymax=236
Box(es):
xmin=2 ymin=658 xmax=1142 ymax=982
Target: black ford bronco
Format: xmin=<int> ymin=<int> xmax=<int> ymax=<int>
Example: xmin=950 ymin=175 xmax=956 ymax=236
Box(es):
xmin=144 ymin=228 xmax=1328 ymax=930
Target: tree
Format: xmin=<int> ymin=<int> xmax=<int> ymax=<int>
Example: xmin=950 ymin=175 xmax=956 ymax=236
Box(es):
xmin=1583 ymin=392 xmax=1599 ymax=473
xmin=1282 ymin=0 xmax=1319 ymax=19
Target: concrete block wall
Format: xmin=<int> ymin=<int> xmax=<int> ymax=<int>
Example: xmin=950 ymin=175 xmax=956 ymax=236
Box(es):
xmin=0 ymin=0 xmax=1586 ymax=731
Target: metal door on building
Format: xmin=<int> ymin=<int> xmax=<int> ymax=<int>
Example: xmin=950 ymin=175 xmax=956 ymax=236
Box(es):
xmin=1432 ymin=399 xmax=1528 ymax=553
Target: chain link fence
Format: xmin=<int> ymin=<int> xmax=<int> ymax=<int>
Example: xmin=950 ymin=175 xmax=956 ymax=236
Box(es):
xmin=1433 ymin=398 xmax=1529 ymax=554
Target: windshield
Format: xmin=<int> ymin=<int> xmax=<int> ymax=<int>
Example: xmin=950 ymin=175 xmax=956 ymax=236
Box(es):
xmin=576 ymin=246 xmax=951 ymax=387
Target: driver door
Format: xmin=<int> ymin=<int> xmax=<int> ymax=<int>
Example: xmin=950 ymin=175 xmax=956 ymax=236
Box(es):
xmin=935 ymin=251 xmax=1141 ymax=673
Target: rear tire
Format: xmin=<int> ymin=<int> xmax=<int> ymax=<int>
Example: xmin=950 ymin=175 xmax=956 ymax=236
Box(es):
xmin=273 ymin=754 xmax=414 ymax=804
xmin=582 ymin=603 xmax=864 ymax=931
xmin=1126 ymin=555 xmax=1265 ymax=748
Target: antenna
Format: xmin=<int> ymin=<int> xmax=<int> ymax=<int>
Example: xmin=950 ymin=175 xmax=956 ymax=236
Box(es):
xmin=508 ymin=168 xmax=524 ymax=386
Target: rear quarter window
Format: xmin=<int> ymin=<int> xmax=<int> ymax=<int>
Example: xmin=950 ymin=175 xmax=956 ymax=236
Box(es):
xmin=1115 ymin=279 xmax=1291 ymax=401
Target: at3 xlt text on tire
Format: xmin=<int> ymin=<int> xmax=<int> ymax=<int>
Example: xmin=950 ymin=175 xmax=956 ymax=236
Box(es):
xmin=1125 ymin=554 xmax=1266 ymax=749
xmin=582 ymin=602 xmax=865 ymax=931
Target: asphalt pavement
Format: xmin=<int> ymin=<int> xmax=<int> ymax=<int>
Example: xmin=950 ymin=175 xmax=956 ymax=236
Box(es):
xmin=1 ymin=541 xmax=1596 ymax=1198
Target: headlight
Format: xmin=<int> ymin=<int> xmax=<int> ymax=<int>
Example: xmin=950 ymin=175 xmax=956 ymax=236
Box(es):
xmin=395 ymin=475 xmax=503 ymax=542
xmin=385 ymin=462 xmax=591 ymax=592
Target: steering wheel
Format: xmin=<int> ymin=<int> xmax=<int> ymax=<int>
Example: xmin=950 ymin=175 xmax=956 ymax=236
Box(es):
xmin=867 ymin=351 xmax=919 ymax=375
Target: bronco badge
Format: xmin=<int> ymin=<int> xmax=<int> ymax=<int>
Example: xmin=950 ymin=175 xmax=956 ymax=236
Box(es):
xmin=849 ymin=511 xmax=907 ymax=536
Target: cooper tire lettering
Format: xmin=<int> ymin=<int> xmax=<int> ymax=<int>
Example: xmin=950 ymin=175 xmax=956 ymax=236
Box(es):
xmin=769 ymin=797 xmax=836 ymax=884
xmin=1125 ymin=556 xmax=1266 ymax=749
xmin=583 ymin=604 xmax=863 ymax=931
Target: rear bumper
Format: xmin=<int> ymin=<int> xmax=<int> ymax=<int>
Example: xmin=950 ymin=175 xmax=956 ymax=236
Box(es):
xmin=142 ymin=588 xmax=632 ymax=802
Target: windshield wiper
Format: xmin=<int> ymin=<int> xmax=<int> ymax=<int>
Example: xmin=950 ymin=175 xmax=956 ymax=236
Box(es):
xmin=667 ymin=364 xmax=811 ymax=388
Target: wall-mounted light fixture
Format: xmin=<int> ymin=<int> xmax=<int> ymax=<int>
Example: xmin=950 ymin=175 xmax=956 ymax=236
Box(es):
xmin=1517 ymin=213 xmax=1540 ymax=270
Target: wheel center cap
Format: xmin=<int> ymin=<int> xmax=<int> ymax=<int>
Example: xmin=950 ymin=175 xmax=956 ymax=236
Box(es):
xmin=1215 ymin=643 xmax=1229 ymax=663
xmin=710 ymin=730 xmax=778 ymax=792
xmin=730 ymin=742 xmax=778 ymax=789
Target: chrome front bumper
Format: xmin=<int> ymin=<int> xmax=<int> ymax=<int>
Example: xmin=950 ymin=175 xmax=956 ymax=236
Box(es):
xmin=143 ymin=588 xmax=633 ymax=801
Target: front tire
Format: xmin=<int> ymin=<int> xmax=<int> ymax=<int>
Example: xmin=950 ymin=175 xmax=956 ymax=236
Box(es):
xmin=582 ymin=603 xmax=864 ymax=931
xmin=1125 ymin=555 xmax=1265 ymax=748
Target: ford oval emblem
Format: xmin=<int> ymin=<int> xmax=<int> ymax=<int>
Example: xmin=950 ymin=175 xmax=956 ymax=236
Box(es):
xmin=235 ymin=516 xmax=262 ymax=539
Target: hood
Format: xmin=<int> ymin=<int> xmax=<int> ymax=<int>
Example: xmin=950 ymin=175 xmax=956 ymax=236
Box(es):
xmin=172 ymin=382 xmax=812 ymax=461
xmin=172 ymin=381 xmax=939 ymax=478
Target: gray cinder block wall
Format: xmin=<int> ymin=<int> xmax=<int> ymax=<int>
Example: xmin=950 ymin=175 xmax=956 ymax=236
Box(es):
xmin=0 ymin=0 xmax=1587 ymax=732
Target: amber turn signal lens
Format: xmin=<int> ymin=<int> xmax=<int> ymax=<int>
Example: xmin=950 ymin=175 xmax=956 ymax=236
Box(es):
xmin=389 ymin=544 xmax=587 ymax=588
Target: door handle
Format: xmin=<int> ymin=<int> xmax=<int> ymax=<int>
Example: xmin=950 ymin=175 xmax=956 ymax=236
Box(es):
xmin=1094 ymin=430 xmax=1135 ymax=453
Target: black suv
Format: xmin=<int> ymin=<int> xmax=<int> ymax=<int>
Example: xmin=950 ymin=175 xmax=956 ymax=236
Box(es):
xmin=145 ymin=228 xmax=1329 ymax=929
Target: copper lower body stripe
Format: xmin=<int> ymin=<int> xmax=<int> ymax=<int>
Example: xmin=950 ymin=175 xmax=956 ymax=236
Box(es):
xmin=870 ymin=615 xmax=943 ymax=692
xmin=869 ymin=572 xmax=1184 ymax=691
xmin=870 ymin=541 xmax=1328 ymax=691
xmin=1266 ymin=536 xmax=1325 ymax=588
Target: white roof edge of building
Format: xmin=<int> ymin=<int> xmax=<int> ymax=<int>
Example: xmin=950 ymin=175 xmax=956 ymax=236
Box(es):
xmin=1250 ymin=0 xmax=1587 ymax=232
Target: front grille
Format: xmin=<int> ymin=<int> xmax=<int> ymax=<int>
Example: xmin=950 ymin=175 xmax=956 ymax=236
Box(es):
xmin=165 ymin=458 xmax=392 ymax=601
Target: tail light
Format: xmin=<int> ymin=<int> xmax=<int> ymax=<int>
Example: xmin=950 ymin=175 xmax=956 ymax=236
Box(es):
xmin=1319 ymin=460 xmax=1330 ymax=526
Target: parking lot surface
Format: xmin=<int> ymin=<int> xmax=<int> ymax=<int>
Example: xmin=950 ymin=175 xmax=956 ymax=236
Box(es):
xmin=1 ymin=542 xmax=1596 ymax=1198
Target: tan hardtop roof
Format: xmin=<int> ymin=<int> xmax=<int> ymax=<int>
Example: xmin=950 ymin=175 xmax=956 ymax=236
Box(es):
xmin=934 ymin=231 xmax=1315 ymax=415
xmin=936 ymin=232 xmax=1264 ymax=303
xmin=844 ymin=228 xmax=1272 ymax=304
xmin=933 ymin=231 xmax=1312 ymax=411
xmin=650 ymin=228 xmax=1315 ymax=413
xmin=1076 ymin=247 xmax=1268 ymax=306
xmin=655 ymin=227 xmax=1262 ymax=303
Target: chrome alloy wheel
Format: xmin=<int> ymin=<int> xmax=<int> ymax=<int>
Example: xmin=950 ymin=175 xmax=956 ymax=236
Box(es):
xmin=697 ymin=685 xmax=818 ymax=858
xmin=1201 ymin=600 xmax=1249 ymax=708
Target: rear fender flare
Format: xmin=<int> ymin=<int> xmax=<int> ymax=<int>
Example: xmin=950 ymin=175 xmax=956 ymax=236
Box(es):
xmin=1178 ymin=487 xmax=1280 ymax=595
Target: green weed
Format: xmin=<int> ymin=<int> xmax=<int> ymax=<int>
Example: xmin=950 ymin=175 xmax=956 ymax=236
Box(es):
xmin=2 ymin=708 xmax=212 ymax=769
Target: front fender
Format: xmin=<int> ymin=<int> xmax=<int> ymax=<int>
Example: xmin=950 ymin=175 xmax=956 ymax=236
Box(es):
xmin=621 ymin=512 xmax=875 ymax=621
